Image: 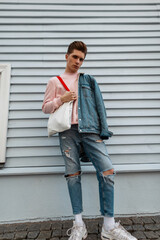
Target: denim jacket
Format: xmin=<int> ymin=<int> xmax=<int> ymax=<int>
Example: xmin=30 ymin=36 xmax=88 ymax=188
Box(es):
xmin=78 ymin=73 xmax=113 ymax=140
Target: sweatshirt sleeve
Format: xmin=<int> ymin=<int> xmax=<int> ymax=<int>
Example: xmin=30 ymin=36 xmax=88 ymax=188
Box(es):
xmin=42 ymin=78 xmax=63 ymax=114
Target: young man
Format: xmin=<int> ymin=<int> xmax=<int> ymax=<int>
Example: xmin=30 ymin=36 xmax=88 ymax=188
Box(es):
xmin=42 ymin=41 xmax=137 ymax=240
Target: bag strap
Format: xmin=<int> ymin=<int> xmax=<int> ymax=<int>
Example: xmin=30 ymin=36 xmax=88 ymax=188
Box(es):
xmin=57 ymin=76 xmax=70 ymax=92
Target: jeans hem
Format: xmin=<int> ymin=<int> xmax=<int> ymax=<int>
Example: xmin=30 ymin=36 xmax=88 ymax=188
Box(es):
xmin=101 ymin=213 xmax=114 ymax=217
xmin=73 ymin=211 xmax=83 ymax=215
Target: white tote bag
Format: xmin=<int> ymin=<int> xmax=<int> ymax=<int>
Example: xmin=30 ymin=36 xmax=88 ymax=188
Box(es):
xmin=47 ymin=76 xmax=73 ymax=137
xmin=48 ymin=100 xmax=73 ymax=137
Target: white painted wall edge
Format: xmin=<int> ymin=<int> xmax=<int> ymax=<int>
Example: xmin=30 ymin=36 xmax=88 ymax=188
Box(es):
xmin=0 ymin=63 xmax=11 ymax=164
xmin=0 ymin=163 xmax=160 ymax=176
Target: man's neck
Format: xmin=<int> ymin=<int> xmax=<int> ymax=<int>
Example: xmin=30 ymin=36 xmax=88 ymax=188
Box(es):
xmin=64 ymin=69 xmax=78 ymax=75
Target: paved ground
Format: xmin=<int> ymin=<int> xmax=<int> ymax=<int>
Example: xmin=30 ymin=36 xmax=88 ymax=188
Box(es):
xmin=0 ymin=215 xmax=160 ymax=240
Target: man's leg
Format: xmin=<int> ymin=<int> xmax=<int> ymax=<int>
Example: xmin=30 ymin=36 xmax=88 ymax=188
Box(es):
xmin=101 ymin=169 xmax=116 ymax=231
xmin=59 ymin=126 xmax=83 ymax=216
xmin=82 ymin=133 xmax=115 ymax=217
xmin=59 ymin=125 xmax=88 ymax=240
xmin=82 ymin=133 xmax=137 ymax=240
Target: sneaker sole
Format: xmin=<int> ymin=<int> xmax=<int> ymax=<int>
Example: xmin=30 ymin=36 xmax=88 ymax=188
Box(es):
xmin=83 ymin=231 xmax=88 ymax=239
xmin=101 ymin=235 xmax=113 ymax=240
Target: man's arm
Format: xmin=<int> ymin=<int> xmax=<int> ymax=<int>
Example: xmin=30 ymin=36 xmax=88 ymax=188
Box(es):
xmin=42 ymin=78 xmax=63 ymax=114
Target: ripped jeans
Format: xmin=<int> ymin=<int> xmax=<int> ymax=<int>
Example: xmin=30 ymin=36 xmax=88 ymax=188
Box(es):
xmin=59 ymin=124 xmax=114 ymax=217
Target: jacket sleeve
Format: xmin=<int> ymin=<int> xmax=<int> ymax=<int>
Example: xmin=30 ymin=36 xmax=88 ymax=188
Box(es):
xmin=92 ymin=76 xmax=113 ymax=139
xmin=42 ymin=78 xmax=63 ymax=114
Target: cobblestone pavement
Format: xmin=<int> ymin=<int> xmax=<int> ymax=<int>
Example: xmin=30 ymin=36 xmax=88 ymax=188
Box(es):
xmin=0 ymin=216 xmax=160 ymax=240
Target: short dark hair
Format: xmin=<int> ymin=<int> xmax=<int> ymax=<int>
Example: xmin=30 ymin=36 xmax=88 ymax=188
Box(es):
xmin=67 ymin=41 xmax=87 ymax=57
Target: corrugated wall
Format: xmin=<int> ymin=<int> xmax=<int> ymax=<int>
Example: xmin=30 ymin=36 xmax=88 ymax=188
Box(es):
xmin=0 ymin=0 xmax=160 ymax=173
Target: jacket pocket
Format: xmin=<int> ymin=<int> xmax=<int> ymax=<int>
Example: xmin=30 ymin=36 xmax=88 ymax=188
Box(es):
xmin=81 ymin=84 xmax=93 ymax=98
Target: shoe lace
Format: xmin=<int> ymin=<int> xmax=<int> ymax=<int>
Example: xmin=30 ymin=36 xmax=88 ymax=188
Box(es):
xmin=113 ymin=221 xmax=133 ymax=240
xmin=67 ymin=225 xmax=81 ymax=239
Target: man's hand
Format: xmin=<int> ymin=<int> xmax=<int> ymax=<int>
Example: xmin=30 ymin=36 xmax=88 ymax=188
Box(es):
xmin=60 ymin=91 xmax=77 ymax=103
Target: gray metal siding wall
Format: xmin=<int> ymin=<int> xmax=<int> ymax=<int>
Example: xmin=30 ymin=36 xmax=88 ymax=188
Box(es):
xmin=0 ymin=0 xmax=160 ymax=172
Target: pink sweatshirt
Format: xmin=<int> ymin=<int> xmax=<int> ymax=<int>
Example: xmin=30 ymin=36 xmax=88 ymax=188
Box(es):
xmin=42 ymin=71 xmax=79 ymax=124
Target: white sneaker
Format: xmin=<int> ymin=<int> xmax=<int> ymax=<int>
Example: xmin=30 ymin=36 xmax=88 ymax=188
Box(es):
xmin=67 ymin=221 xmax=88 ymax=240
xmin=101 ymin=222 xmax=137 ymax=240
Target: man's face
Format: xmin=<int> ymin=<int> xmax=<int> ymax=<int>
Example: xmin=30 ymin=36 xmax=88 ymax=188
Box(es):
xmin=65 ymin=49 xmax=85 ymax=73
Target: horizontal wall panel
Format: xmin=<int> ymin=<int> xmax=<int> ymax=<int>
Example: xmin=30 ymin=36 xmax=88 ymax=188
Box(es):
xmin=10 ymin=101 xmax=42 ymax=110
xmin=4 ymin=154 xmax=160 ymax=168
xmin=108 ymin=117 xmax=160 ymax=126
xmin=6 ymin=146 xmax=61 ymax=158
xmin=4 ymin=156 xmax=64 ymax=168
xmin=10 ymin=93 xmax=43 ymax=101
xmin=104 ymin=100 xmax=160 ymax=109
xmin=3 ymin=38 xmax=159 ymax=47
xmin=0 ymin=24 xmax=160 ymax=32
xmin=1 ymin=46 xmax=160 ymax=53
xmin=9 ymin=92 xmax=160 ymax=102
xmin=9 ymin=76 xmax=160 ymax=84
xmin=7 ymin=135 xmax=160 ymax=148
xmin=11 ymin=68 xmax=160 ymax=76
xmin=103 ymin=92 xmax=160 ymax=100
xmin=0 ymin=3 xmax=159 ymax=11
xmin=111 ymin=126 xmax=160 ymax=135
xmin=9 ymin=83 xmax=160 ymax=93
xmin=8 ymin=101 xmax=160 ymax=118
xmin=8 ymin=101 xmax=160 ymax=119
xmin=9 ymin=100 xmax=160 ymax=111
xmin=12 ymin=112 xmax=47 ymax=123
xmin=101 ymin=83 xmax=160 ymax=92
xmin=40 ymin=107 xmax=160 ymax=119
xmin=4 ymin=60 xmax=160 ymax=68
xmin=109 ymin=135 xmax=160 ymax=145
xmin=0 ymin=11 xmax=159 ymax=18
xmin=1 ymin=32 xmax=160 ymax=39
xmin=7 ymin=137 xmax=59 ymax=147
xmin=107 ymin=109 xmax=160 ymax=117
xmin=7 ymin=126 xmax=160 ymax=137
xmin=1 ymin=18 xmax=160 ymax=24
xmin=7 ymin=128 xmax=47 ymax=137
xmin=6 ymin=144 xmax=160 ymax=158
xmin=6 ymin=147 xmax=160 ymax=163
xmin=7 ymin=117 xmax=160 ymax=128
xmin=1 ymin=52 xmax=160 ymax=61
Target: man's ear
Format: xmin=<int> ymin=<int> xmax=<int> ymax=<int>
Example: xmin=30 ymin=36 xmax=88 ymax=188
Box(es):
xmin=65 ymin=54 xmax=68 ymax=60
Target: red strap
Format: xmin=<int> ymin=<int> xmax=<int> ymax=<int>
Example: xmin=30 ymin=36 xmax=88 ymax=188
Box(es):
xmin=57 ymin=76 xmax=70 ymax=91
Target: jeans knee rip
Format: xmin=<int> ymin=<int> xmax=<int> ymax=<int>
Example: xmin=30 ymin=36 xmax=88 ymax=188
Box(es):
xmin=63 ymin=147 xmax=72 ymax=158
xmin=65 ymin=171 xmax=82 ymax=180
xmin=95 ymin=139 xmax=103 ymax=143
xmin=100 ymin=172 xmax=115 ymax=185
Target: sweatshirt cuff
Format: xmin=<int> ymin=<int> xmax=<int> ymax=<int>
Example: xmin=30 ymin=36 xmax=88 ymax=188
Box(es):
xmin=56 ymin=97 xmax=63 ymax=107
